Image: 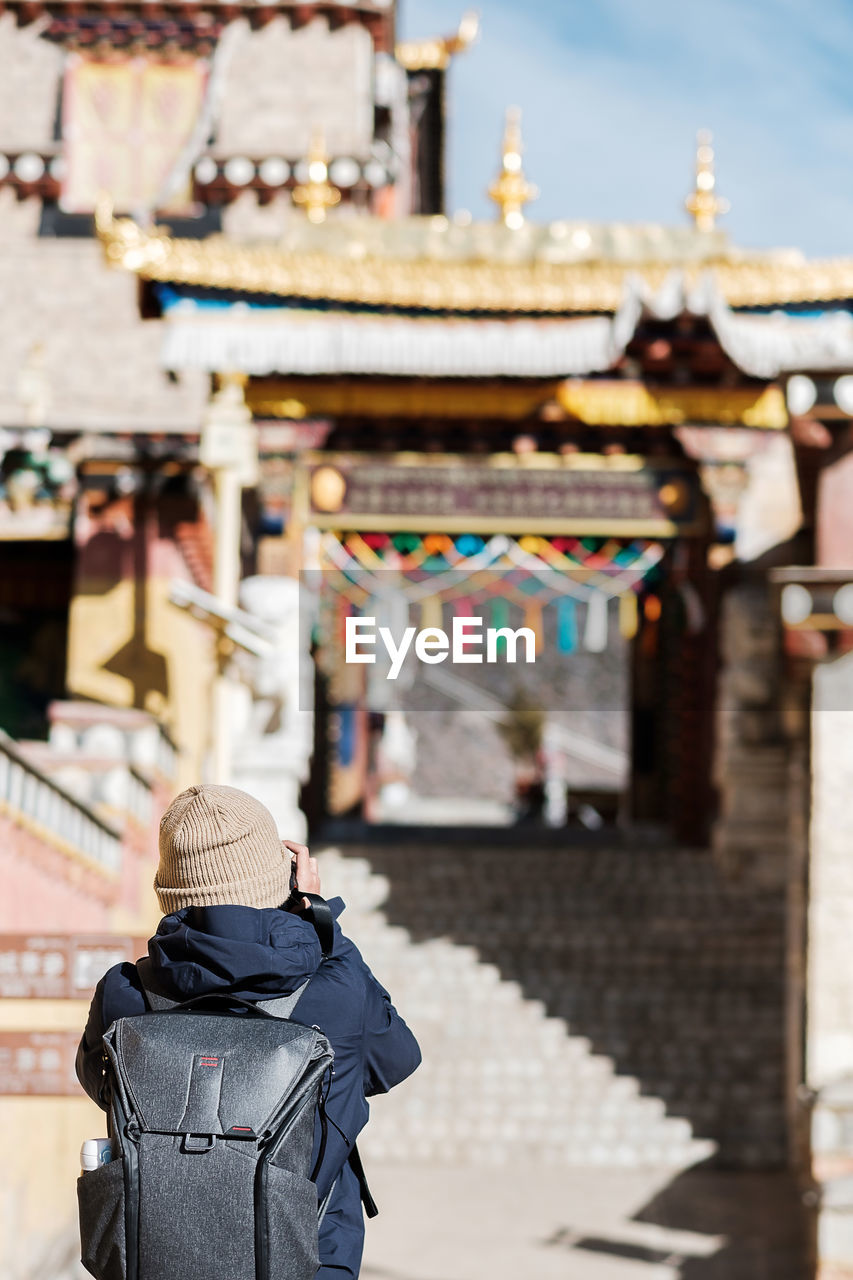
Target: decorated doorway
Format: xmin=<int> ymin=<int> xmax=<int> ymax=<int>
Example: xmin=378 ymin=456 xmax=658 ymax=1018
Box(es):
xmin=298 ymin=451 xmax=714 ymax=841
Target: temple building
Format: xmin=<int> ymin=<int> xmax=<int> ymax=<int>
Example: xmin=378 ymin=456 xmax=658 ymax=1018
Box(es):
xmin=91 ymin=120 xmax=853 ymax=852
xmin=3 ymin=1 xmax=853 ymax=1276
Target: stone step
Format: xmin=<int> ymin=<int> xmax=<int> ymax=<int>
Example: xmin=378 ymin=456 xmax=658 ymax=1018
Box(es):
xmin=325 ymin=841 xmax=788 ymax=1170
xmin=320 ymin=848 xmax=734 ymax=1169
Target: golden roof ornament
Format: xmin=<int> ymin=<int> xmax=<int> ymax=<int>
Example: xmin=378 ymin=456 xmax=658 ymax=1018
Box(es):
xmin=396 ymin=10 xmax=480 ymax=72
xmin=292 ymin=130 xmax=341 ymax=225
xmin=685 ymin=130 xmax=730 ymax=232
xmin=488 ymin=107 xmax=538 ymax=230
xmin=95 ymin=192 xmax=170 ymax=269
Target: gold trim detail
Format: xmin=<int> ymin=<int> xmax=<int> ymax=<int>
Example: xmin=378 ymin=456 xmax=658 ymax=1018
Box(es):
xmin=310 ymin=512 xmax=683 ymax=536
xmin=248 ymin=378 xmax=786 ymax=428
xmin=557 ymin=382 xmax=787 ymax=429
xmin=97 ymin=204 xmax=853 ymax=314
xmin=300 ymin=449 xmax=667 ymax=471
xmin=248 ymin=378 xmax=559 ymax=420
xmin=396 ymin=11 xmax=479 ymax=71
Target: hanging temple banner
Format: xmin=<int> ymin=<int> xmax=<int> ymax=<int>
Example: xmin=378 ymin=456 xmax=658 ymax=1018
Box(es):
xmin=61 ymin=56 xmax=207 ymax=214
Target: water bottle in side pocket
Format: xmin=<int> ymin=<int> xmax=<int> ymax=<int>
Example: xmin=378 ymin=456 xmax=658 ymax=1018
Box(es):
xmin=80 ymin=1138 xmax=112 ymax=1174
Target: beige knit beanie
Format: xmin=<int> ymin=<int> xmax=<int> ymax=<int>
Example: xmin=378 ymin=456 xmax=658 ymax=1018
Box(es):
xmin=154 ymin=784 xmax=291 ymax=913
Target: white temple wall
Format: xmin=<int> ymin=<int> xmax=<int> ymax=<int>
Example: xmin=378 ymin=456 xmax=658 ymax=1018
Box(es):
xmin=0 ymin=189 xmax=206 ymax=432
xmin=217 ymin=17 xmax=375 ymax=160
xmin=809 ymin=655 xmax=853 ymax=1087
xmin=0 ymin=14 xmax=63 ymax=151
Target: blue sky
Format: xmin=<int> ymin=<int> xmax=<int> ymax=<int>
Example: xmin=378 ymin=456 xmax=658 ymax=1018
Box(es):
xmin=401 ymin=0 xmax=853 ymax=258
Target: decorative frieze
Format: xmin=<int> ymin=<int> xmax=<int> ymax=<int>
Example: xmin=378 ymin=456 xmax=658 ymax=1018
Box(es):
xmin=1 ymin=1 xmax=394 ymax=52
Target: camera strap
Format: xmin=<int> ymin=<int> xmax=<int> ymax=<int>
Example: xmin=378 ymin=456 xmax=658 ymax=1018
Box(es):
xmin=300 ymin=892 xmax=335 ymax=959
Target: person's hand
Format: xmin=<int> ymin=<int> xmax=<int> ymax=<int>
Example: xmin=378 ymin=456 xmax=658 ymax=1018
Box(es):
xmin=282 ymin=839 xmax=321 ymax=911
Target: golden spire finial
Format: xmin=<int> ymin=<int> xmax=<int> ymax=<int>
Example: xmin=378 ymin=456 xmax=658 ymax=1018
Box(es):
xmin=292 ymin=129 xmax=341 ymax=224
xmin=488 ymin=106 xmax=538 ymax=230
xmin=685 ymin=129 xmax=730 ymax=232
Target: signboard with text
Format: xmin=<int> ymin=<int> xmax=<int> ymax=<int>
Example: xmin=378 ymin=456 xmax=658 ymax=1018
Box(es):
xmin=0 ymin=1031 xmax=81 ymax=1096
xmin=0 ymin=935 xmax=147 ymax=1000
xmin=304 ymin=452 xmax=701 ymax=536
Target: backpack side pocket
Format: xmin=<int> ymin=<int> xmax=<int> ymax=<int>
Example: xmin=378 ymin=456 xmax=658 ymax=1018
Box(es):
xmin=78 ymin=1158 xmax=126 ymax=1280
xmin=259 ymin=1164 xmax=319 ymax=1280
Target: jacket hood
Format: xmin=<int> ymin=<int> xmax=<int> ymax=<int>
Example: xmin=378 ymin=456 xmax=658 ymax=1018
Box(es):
xmin=146 ymin=898 xmax=345 ymax=1002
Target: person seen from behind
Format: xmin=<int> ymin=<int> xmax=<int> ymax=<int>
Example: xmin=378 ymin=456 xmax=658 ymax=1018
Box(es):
xmin=76 ymin=784 xmax=422 ymax=1279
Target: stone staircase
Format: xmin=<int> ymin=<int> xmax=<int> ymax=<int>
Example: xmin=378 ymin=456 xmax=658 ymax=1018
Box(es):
xmin=316 ymin=844 xmax=776 ymax=1172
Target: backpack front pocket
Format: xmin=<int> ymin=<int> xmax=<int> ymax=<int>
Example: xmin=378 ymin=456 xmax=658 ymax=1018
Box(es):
xmin=78 ymin=1158 xmax=126 ymax=1280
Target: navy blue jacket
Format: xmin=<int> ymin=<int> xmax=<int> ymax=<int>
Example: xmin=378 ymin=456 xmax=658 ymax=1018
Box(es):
xmin=76 ymin=898 xmax=421 ymax=1279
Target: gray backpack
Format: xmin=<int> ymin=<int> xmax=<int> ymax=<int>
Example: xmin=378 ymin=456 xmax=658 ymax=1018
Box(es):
xmin=77 ymin=959 xmax=334 ymax=1280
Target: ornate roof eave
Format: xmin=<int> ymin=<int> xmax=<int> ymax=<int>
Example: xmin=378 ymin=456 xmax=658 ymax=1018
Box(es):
xmin=97 ymin=208 xmax=853 ymax=316
xmin=2 ymin=0 xmax=394 ymax=48
xmin=149 ymin=273 xmax=853 ymax=384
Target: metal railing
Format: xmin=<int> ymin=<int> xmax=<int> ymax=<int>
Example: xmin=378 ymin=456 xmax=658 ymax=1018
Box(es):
xmin=0 ymin=734 xmax=122 ymax=876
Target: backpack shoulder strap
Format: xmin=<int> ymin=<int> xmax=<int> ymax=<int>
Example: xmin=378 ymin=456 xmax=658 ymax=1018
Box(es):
xmin=255 ymin=982 xmax=310 ymax=1018
xmin=136 ymin=957 xmax=180 ymax=1011
xmin=137 ymin=957 xmax=310 ymax=1020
